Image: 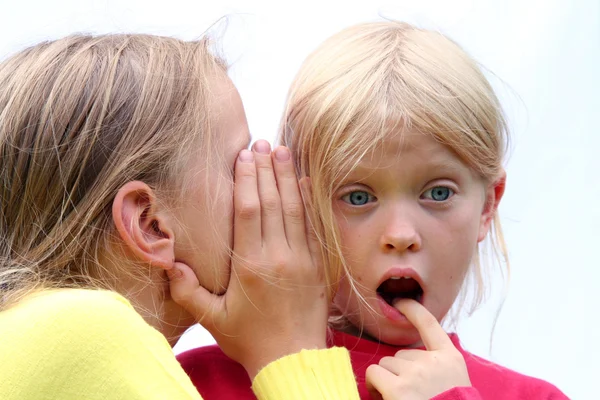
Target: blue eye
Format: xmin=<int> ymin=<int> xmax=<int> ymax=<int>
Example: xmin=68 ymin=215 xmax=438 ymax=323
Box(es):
xmin=342 ymin=190 xmax=374 ymax=206
xmin=423 ymin=186 xmax=454 ymax=201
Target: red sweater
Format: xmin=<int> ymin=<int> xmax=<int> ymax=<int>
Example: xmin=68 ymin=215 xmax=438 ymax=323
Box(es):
xmin=177 ymin=330 xmax=568 ymax=399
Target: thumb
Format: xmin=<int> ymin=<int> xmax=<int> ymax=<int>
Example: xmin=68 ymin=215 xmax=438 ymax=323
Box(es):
xmin=167 ymin=262 xmax=222 ymax=330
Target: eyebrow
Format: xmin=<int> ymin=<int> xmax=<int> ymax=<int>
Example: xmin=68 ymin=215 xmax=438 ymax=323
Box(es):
xmin=424 ymin=159 xmax=467 ymax=173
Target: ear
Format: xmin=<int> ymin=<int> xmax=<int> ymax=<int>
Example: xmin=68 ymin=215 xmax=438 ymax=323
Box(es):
xmin=112 ymin=181 xmax=175 ymax=270
xmin=477 ymin=170 xmax=506 ymax=243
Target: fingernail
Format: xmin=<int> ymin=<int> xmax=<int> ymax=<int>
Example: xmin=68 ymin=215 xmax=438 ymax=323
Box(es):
xmin=274 ymin=146 xmax=290 ymax=162
xmin=238 ymin=149 xmax=254 ymax=162
xmin=253 ymin=140 xmax=271 ymax=155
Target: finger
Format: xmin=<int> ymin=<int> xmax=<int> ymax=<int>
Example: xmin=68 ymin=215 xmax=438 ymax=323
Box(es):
xmin=233 ymin=149 xmax=261 ymax=254
xmin=365 ymin=364 xmax=396 ymax=400
xmin=167 ymin=262 xmax=223 ymax=331
xmin=252 ymin=140 xmax=285 ymax=242
xmin=392 ymin=349 xmax=425 ymax=361
xmin=393 ymin=298 xmax=453 ymax=351
xmin=272 ymin=146 xmax=307 ymax=248
xmin=378 ymin=355 xmax=413 ymax=375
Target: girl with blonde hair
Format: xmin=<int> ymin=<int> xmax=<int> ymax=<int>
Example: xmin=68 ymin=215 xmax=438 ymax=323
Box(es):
xmin=177 ymin=21 xmax=568 ymax=399
xmin=0 ymin=33 xmax=361 ymax=399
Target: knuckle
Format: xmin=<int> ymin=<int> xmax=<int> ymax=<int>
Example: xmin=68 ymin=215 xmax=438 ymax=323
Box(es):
xmin=413 ymin=362 xmax=427 ymax=379
xmin=271 ymin=257 xmax=289 ymax=275
xmin=261 ymin=196 xmax=280 ymax=213
xmin=365 ymin=364 xmax=380 ymax=380
xmin=237 ymin=201 xmax=260 ymax=219
xmin=306 ymin=228 xmax=319 ymax=243
xmin=379 ymin=356 xmax=394 ymax=366
xmin=391 ymin=380 xmax=402 ymax=390
xmin=283 ymin=201 xmax=304 ymax=221
xmin=256 ymin=161 xmax=274 ymax=172
xmin=237 ymin=167 xmax=256 ymax=178
xmin=170 ymin=290 xmax=186 ymax=304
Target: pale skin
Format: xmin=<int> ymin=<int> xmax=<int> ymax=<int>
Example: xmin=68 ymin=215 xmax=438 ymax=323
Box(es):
xmin=335 ymin=131 xmax=505 ymax=399
xmin=168 ymin=143 xmax=479 ymax=397
xmin=168 ymin=141 xmax=328 ymax=380
xmin=366 ymin=299 xmax=472 ymax=400
xmin=166 ymin=124 xmax=505 ymax=397
xmin=332 ymin=131 xmax=505 ymax=348
xmin=109 ymin=73 xmax=330 ymax=380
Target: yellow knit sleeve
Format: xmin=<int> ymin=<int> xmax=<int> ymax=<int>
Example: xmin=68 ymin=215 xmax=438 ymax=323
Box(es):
xmin=252 ymin=347 xmax=360 ymax=400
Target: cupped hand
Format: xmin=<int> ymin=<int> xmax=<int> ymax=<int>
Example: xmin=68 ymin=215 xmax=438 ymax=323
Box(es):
xmin=168 ymin=141 xmax=328 ymax=379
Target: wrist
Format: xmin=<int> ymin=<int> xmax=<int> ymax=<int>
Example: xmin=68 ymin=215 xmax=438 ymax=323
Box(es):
xmin=252 ymin=347 xmax=360 ymax=399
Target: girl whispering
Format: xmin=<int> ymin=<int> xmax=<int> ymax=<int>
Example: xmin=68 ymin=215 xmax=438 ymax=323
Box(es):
xmin=0 ymin=34 xmax=360 ymax=399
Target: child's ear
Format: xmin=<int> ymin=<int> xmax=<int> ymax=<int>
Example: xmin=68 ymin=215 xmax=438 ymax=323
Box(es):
xmin=112 ymin=181 xmax=175 ymax=269
xmin=477 ymin=170 xmax=506 ymax=243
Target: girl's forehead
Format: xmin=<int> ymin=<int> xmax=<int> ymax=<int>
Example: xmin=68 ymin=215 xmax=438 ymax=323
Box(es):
xmin=366 ymin=130 xmax=449 ymax=159
xmin=349 ymin=130 xmax=471 ymax=175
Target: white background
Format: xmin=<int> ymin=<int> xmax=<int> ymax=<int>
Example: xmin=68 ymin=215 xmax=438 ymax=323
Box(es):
xmin=1 ymin=1 xmax=598 ymax=398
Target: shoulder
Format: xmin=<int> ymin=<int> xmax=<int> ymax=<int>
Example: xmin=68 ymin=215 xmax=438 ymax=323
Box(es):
xmin=452 ymin=336 xmax=567 ymax=398
xmin=27 ymin=287 xmax=135 ymax=315
xmin=1 ymin=289 xmax=201 ymax=399
xmin=4 ymin=288 xmax=166 ymax=362
xmin=5 ymin=288 xmax=142 ymax=334
xmin=20 ymin=289 xmax=150 ymax=341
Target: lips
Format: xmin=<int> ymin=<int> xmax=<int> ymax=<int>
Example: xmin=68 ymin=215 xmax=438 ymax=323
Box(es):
xmin=377 ymin=276 xmax=423 ymax=306
xmin=376 ymin=268 xmax=425 ymax=308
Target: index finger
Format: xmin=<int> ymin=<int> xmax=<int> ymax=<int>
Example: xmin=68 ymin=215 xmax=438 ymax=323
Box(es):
xmin=393 ymin=299 xmax=453 ymax=351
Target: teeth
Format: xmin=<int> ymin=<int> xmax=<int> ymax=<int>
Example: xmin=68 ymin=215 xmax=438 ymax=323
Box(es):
xmin=390 ymin=276 xmax=411 ymax=280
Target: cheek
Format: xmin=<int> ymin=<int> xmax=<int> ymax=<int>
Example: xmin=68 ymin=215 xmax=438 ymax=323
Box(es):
xmin=333 ymin=274 xmax=361 ymax=313
xmin=437 ymin=204 xmax=482 ymax=253
xmin=196 ymin=180 xmax=234 ymax=294
xmin=212 ymin=180 xmax=235 ymax=241
xmin=334 ymin=208 xmax=374 ymax=253
xmin=425 ymin=206 xmax=478 ymax=263
xmin=430 ymin=205 xmax=482 ymax=299
xmin=335 ymin=217 xmax=372 ymax=279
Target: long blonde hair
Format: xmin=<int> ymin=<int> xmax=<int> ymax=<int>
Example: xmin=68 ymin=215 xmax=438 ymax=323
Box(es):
xmin=280 ymin=21 xmax=509 ymax=324
xmin=0 ymin=34 xmax=225 ymax=311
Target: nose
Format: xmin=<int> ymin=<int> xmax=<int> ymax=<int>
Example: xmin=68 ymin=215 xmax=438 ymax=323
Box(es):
xmin=379 ymin=205 xmax=422 ymax=253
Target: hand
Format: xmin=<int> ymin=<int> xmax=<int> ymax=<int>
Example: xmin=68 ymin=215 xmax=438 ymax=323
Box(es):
xmin=366 ymin=299 xmax=471 ymax=400
xmin=168 ymin=141 xmax=328 ymax=380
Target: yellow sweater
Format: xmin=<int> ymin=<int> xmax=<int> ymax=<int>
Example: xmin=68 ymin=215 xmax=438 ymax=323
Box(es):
xmin=0 ymin=289 xmax=359 ymax=399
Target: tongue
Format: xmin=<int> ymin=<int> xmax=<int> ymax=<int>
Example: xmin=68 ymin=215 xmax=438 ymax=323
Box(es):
xmin=379 ymin=278 xmax=420 ymax=293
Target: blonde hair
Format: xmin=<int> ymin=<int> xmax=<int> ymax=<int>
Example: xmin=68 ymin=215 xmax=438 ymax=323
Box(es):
xmin=0 ymin=34 xmax=226 ymax=311
xmin=280 ymin=21 xmax=509 ymax=325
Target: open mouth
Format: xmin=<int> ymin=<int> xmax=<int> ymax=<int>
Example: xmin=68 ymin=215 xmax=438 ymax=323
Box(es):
xmin=377 ymin=277 xmax=423 ymax=306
